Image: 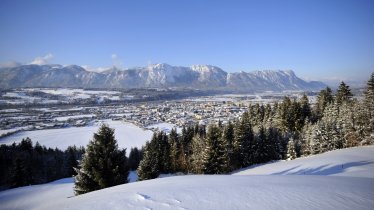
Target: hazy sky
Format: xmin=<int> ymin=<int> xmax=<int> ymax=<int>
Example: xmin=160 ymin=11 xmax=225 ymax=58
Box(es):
xmin=0 ymin=0 xmax=373 ymax=85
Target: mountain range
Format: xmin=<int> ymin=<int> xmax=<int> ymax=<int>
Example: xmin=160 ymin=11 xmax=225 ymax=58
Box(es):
xmin=0 ymin=63 xmax=326 ymax=91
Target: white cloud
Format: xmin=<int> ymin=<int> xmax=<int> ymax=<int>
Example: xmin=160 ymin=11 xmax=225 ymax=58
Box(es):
xmin=111 ymin=53 xmax=123 ymax=68
xmin=81 ymin=65 xmax=109 ymax=72
xmin=30 ymin=53 xmax=54 ymax=65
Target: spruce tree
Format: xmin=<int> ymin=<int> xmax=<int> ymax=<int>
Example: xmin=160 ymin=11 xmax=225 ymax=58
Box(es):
xmin=300 ymin=94 xmax=311 ymax=123
xmin=65 ymin=146 xmax=79 ymax=176
xmin=335 ymin=81 xmax=353 ymax=105
xmin=137 ymin=133 xmax=164 ymax=180
xmin=137 ymin=147 xmax=159 ymax=181
xmin=314 ymin=87 xmax=334 ymax=120
xmin=74 ymin=124 xmax=129 ymax=195
xmin=190 ymin=135 xmax=206 ymax=173
xmin=202 ymin=124 xmax=229 ymax=174
xmin=363 ymin=73 xmax=374 ymax=144
xmin=128 ymin=147 xmax=141 ymax=171
xmin=222 ymin=121 xmax=234 ymax=169
xmin=10 ymin=157 xmax=28 ymax=188
xmin=364 ymin=73 xmax=374 ymax=109
xmin=168 ymin=128 xmax=180 ymax=173
xmin=232 ymin=112 xmax=253 ymax=168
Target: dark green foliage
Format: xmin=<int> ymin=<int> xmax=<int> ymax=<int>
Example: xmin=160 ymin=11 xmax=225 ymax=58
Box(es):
xmin=168 ymin=128 xmax=181 ymax=173
xmin=335 ymin=81 xmax=353 ymax=105
xmin=364 ymin=73 xmax=374 ymax=106
xmin=232 ymin=112 xmax=254 ymax=168
xmin=202 ymin=124 xmax=229 ymax=174
xmin=10 ymin=158 xmax=29 ymax=188
xmin=0 ymin=139 xmax=84 ymax=190
xmin=74 ymin=124 xmax=129 ymax=195
xmin=222 ymin=122 xmax=235 ymax=169
xmin=128 ymin=147 xmax=142 ymax=171
xmin=314 ymin=87 xmax=334 ymax=120
xmin=137 ymin=148 xmax=160 ymax=181
xmin=137 ymin=132 xmax=170 ymax=180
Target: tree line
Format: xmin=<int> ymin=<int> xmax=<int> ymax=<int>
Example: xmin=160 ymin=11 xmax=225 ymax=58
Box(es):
xmin=0 ymin=139 xmax=84 ymax=190
xmin=137 ymin=74 xmax=374 ymax=180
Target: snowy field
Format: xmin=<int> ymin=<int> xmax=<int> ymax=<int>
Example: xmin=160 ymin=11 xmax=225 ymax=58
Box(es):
xmin=0 ymin=120 xmax=153 ymax=151
xmin=0 ymin=146 xmax=373 ymax=210
xmin=233 ymin=146 xmax=374 ymax=178
xmin=146 ymin=122 xmax=181 ymax=133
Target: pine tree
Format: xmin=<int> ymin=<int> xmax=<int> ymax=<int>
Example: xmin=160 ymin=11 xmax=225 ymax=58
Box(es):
xmin=222 ymin=121 xmax=234 ymax=169
xmin=363 ymin=73 xmax=374 ymax=144
xmin=74 ymin=124 xmax=129 ymax=195
xmin=10 ymin=157 xmax=28 ymax=188
xmin=168 ymin=128 xmax=180 ymax=173
xmin=335 ymin=81 xmax=353 ymax=105
xmin=128 ymin=147 xmax=141 ymax=171
xmin=66 ymin=146 xmax=79 ymax=176
xmin=137 ymin=147 xmax=159 ymax=181
xmin=364 ymin=73 xmax=374 ymax=109
xmin=300 ymin=94 xmax=311 ymax=123
xmin=190 ymin=135 xmax=206 ymax=173
xmin=232 ymin=112 xmax=253 ymax=168
xmin=314 ymin=87 xmax=334 ymax=120
xmin=201 ymin=124 xmax=229 ymax=174
xmin=253 ymin=126 xmax=269 ymax=163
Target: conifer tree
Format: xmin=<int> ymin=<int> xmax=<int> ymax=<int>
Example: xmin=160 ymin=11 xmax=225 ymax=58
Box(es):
xmin=335 ymin=81 xmax=353 ymax=105
xmin=168 ymin=128 xmax=180 ymax=173
xmin=363 ymin=73 xmax=374 ymax=144
xmin=137 ymin=146 xmax=159 ymax=181
xmin=253 ymin=126 xmax=269 ymax=163
xmin=128 ymin=147 xmax=142 ymax=171
xmin=364 ymin=73 xmax=374 ymax=109
xmin=202 ymin=124 xmax=229 ymax=174
xmin=10 ymin=157 xmax=28 ymax=188
xmin=314 ymin=87 xmax=334 ymax=120
xmin=222 ymin=121 xmax=234 ymax=169
xmin=190 ymin=135 xmax=206 ymax=173
xmin=300 ymin=94 xmax=311 ymax=123
xmin=66 ymin=146 xmax=79 ymax=176
xmin=232 ymin=112 xmax=253 ymax=168
xmin=74 ymin=124 xmax=128 ymax=195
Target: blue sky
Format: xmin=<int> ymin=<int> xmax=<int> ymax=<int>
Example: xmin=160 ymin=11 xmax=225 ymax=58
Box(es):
xmin=0 ymin=0 xmax=373 ymax=85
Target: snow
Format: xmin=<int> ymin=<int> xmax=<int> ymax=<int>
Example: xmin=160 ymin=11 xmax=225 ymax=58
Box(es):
xmin=233 ymin=146 xmax=374 ymax=178
xmin=146 ymin=122 xmax=181 ymax=133
xmin=0 ymin=120 xmax=153 ymax=151
xmin=1 ymin=146 xmax=373 ymax=210
xmin=53 ymin=114 xmax=96 ymax=121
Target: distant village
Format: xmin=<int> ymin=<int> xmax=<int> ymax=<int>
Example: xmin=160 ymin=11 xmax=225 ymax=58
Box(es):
xmin=0 ymin=88 xmax=315 ymax=137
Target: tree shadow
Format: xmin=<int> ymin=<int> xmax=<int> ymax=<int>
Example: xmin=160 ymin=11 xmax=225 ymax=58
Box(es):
xmin=271 ymin=161 xmax=374 ymax=176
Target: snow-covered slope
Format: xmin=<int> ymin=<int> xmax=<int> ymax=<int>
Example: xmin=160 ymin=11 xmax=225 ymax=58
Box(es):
xmin=0 ymin=120 xmax=153 ymax=151
xmin=0 ymin=64 xmax=326 ymax=91
xmin=1 ymin=146 xmax=373 ymax=210
xmin=233 ymin=146 xmax=374 ymax=178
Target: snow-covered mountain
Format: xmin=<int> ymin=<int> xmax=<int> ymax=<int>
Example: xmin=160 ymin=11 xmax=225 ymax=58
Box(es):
xmin=0 ymin=63 xmax=326 ymax=91
xmin=1 ymin=146 xmax=373 ymax=210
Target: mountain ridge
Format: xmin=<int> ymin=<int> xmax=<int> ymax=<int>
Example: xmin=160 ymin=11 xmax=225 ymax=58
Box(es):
xmin=0 ymin=63 xmax=326 ymax=91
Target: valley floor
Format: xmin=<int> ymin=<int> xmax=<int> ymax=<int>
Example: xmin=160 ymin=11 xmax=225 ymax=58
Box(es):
xmin=1 ymin=146 xmax=373 ymax=210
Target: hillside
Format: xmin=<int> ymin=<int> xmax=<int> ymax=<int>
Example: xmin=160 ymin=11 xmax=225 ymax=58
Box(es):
xmin=0 ymin=63 xmax=326 ymax=91
xmin=0 ymin=146 xmax=373 ymax=210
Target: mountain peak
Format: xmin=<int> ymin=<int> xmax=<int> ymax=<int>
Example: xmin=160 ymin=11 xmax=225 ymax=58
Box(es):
xmin=0 ymin=63 xmax=326 ymax=91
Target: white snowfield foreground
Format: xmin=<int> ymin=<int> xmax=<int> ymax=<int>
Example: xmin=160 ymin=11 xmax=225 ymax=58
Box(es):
xmin=1 ymin=146 xmax=374 ymax=210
